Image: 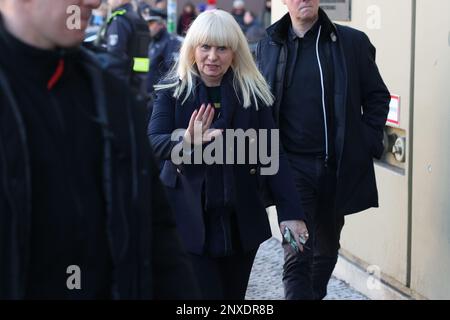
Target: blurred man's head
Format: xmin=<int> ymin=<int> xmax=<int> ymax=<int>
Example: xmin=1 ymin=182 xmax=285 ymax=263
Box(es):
xmin=233 ymin=0 xmax=245 ymax=9
xmin=243 ymin=11 xmax=255 ymax=26
xmin=147 ymin=18 xmax=165 ymax=38
xmin=282 ymin=0 xmax=320 ymax=24
xmin=233 ymin=0 xmax=245 ymax=14
xmin=183 ymin=2 xmax=195 ymax=14
xmin=0 ymin=0 xmax=101 ymax=49
xmin=145 ymin=8 xmax=167 ymax=38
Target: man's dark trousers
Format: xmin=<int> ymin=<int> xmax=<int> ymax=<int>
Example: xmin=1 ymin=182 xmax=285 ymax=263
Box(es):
xmin=282 ymin=154 xmax=345 ymax=300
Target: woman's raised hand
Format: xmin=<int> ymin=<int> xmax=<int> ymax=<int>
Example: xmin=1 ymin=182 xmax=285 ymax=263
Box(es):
xmin=184 ymin=103 xmax=223 ymax=146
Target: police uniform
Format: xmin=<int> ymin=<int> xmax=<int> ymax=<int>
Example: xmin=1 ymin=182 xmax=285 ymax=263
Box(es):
xmin=147 ymin=28 xmax=181 ymax=95
xmin=98 ymin=3 xmax=150 ymax=89
xmin=145 ymin=12 xmax=181 ymax=117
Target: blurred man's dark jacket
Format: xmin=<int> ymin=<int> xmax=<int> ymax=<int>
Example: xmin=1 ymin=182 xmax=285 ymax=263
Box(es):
xmin=0 ymin=14 xmax=199 ymax=300
xmin=256 ymin=9 xmax=390 ymax=216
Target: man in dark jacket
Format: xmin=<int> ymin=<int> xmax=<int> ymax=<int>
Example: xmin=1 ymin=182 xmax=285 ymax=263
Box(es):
xmin=0 ymin=0 xmax=198 ymax=300
xmin=146 ymin=12 xmax=181 ymax=100
xmin=257 ymin=0 xmax=390 ymax=300
xmin=231 ymin=0 xmax=246 ymax=31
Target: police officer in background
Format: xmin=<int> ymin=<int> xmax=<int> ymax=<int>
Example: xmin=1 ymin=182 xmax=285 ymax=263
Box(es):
xmin=96 ymin=0 xmax=150 ymax=94
xmin=145 ymin=9 xmax=181 ymax=116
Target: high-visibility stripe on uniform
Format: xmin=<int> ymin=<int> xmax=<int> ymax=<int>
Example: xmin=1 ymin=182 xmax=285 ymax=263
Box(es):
xmin=107 ymin=9 xmax=127 ymax=25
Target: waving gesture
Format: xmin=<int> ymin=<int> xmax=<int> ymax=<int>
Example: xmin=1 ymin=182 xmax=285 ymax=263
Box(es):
xmin=183 ymin=104 xmax=223 ymax=146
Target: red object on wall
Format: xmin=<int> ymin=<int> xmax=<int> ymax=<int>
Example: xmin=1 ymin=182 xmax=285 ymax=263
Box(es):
xmin=207 ymin=0 xmax=216 ymax=4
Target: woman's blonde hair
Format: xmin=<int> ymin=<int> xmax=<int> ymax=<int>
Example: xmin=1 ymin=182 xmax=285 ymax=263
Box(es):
xmin=156 ymin=9 xmax=274 ymax=109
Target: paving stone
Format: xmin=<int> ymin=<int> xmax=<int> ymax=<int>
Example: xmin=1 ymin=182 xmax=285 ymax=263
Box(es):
xmin=246 ymin=238 xmax=368 ymax=300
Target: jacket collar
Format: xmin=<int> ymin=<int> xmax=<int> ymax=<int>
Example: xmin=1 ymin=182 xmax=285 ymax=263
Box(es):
xmin=267 ymin=8 xmax=337 ymax=44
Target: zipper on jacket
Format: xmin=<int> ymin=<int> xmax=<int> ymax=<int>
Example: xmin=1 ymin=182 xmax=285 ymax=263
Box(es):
xmin=315 ymin=25 xmax=329 ymax=167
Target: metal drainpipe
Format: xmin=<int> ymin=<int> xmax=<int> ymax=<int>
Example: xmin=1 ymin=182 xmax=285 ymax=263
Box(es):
xmin=406 ymin=0 xmax=417 ymax=289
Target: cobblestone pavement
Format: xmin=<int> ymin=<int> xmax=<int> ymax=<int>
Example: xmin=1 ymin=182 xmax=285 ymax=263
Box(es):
xmin=246 ymin=238 xmax=369 ymax=300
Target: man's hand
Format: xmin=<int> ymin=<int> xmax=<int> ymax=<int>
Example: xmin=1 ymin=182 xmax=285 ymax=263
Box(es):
xmin=280 ymin=220 xmax=309 ymax=253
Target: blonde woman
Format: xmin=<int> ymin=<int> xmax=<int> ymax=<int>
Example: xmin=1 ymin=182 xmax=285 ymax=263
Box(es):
xmin=148 ymin=10 xmax=308 ymax=300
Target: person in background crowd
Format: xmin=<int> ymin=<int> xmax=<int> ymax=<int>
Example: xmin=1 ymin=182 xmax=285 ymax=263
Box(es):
xmin=243 ymin=11 xmax=266 ymax=57
xmin=146 ymin=9 xmax=181 ymax=116
xmin=231 ymin=0 xmax=246 ymax=31
xmin=242 ymin=10 xmax=259 ymax=34
xmin=177 ymin=2 xmax=197 ymax=37
xmin=260 ymin=0 xmax=272 ymax=29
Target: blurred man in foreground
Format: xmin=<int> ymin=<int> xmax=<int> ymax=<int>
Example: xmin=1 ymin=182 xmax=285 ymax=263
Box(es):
xmin=0 ymin=0 xmax=198 ymax=300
